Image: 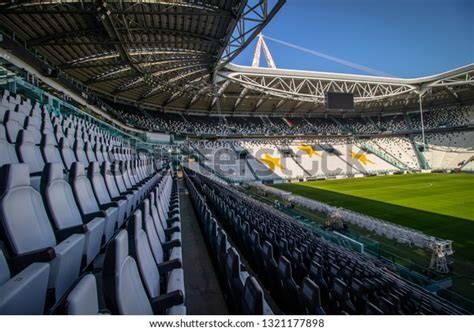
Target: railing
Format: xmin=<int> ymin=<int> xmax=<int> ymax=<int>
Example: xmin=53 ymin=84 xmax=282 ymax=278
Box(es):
xmin=410 ymin=136 xmax=430 ymax=169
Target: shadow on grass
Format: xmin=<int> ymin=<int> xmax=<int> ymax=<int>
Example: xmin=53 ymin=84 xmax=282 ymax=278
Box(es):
xmin=274 ymin=183 xmax=474 ymax=261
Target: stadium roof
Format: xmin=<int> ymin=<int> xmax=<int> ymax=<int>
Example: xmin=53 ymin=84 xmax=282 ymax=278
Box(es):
xmin=0 ymin=0 xmax=473 ymax=116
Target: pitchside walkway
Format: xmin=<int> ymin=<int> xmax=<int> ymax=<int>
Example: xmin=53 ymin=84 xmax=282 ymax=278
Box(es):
xmin=178 ymin=175 xmax=229 ymax=314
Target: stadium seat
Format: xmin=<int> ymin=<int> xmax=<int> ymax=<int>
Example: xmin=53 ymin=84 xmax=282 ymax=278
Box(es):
xmin=59 ymin=137 xmax=77 ymax=171
xmin=0 ymin=125 xmax=19 ymax=167
xmin=70 ymin=162 xmax=118 ymax=243
xmin=102 ymin=230 xmax=184 ymax=315
xmin=141 ymin=199 xmax=182 ymax=264
xmin=298 ymin=277 xmax=325 ymax=315
xmin=128 ymin=210 xmax=185 ymax=310
xmin=65 ymin=274 xmax=102 ymax=315
xmin=0 ymin=247 xmax=50 ymax=314
xmin=88 ymin=162 xmax=127 ymax=229
xmin=41 ymin=163 xmax=105 ymax=268
xmin=0 ymin=163 xmax=85 ymax=303
xmin=16 ymin=129 xmax=45 ymax=190
xmin=101 ymin=161 xmax=133 ymax=218
xmin=40 ymin=134 xmax=65 ymax=170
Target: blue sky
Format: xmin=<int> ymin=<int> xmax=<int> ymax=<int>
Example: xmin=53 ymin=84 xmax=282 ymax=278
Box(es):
xmin=233 ymin=0 xmax=473 ymax=78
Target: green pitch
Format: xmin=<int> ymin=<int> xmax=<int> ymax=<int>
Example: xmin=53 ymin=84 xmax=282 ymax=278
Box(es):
xmin=273 ymin=173 xmax=474 ymax=260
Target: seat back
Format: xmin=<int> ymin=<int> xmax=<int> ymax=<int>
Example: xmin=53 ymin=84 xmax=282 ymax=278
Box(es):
xmin=112 ymin=162 xmax=128 ymax=194
xmin=70 ymin=162 xmax=100 ymax=215
xmin=87 ymin=162 xmax=112 ymax=205
xmin=85 ymin=142 xmax=97 ymax=163
xmin=59 ymin=137 xmax=77 ymax=171
xmin=299 ymin=277 xmax=323 ymax=314
xmin=40 ymin=134 xmax=64 ymax=169
xmin=0 ymin=125 xmax=19 ymax=167
xmin=16 ymin=130 xmax=45 ymax=174
xmin=141 ymin=200 xmax=165 ymax=265
xmin=73 ymin=140 xmax=89 ymax=166
xmin=0 ymin=164 xmax=56 ymax=254
xmin=102 ymin=230 xmax=152 ymax=315
xmin=41 ymin=163 xmax=83 ymax=230
xmin=101 ymin=161 xmax=121 ymax=199
xmin=242 ymin=277 xmax=264 ymax=315
xmin=66 ymin=274 xmax=99 ymax=315
xmin=4 ymin=110 xmax=26 ymax=143
xmin=129 ymin=210 xmax=161 ymax=299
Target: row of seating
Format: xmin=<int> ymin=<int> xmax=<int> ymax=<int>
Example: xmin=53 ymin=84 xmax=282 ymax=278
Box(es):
xmin=0 ymin=89 xmax=179 ymax=314
xmin=183 ymin=169 xmax=275 ymax=315
xmin=61 ymin=170 xmax=185 ymax=315
xmin=183 ymin=167 xmax=466 ymax=315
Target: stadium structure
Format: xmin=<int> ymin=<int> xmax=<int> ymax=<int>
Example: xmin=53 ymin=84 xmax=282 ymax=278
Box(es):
xmin=0 ymin=0 xmax=473 ymax=316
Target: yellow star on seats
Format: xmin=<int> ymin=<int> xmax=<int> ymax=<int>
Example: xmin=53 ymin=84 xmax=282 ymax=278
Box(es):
xmin=299 ymin=144 xmax=320 ymax=157
xmin=351 ymin=150 xmax=375 ymax=165
xmin=260 ymin=153 xmax=285 ymax=171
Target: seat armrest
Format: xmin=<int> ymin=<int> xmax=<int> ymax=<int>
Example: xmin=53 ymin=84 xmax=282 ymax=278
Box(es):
xmin=110 ymin=196 xmax=124 ymax=202
xmin=151 ymin=290 xmax=184 ymax=314
xmin=100 ymin=202 xmax=119 ymax=209
xmin=83 ymin=211 xmax=106 ymax=223
xmin=162 ymin=239 xmax=181 ymax=251
xmin=157 ymin=258 xmax=182 ymax=274
xmin=56 ymin=224 xmax=86 ymax=242
xmin=167 ymin=216 xmax=180 ymax=226
xmin=164 ymin=226 xmax=180 ymax=236
xmin=10 ymin=247 xmax=56 ymax=273
xmin=167 ymin=210 xmax=179 ymax=218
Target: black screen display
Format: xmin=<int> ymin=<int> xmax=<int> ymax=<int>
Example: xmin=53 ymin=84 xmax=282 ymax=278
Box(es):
xmin=326 ymin=92 xmax=354 ymax=110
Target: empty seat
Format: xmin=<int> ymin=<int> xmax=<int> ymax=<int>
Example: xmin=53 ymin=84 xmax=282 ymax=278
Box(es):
xmin=88 ymin=162 xmax=127 ymax=229
xmin=0 ymin=125 xmax=19 ymax=167
xmin=24 ymin=116 xmax=42 ymax=145
xmin=41 ymin=163 xmax=105 ymax=268
xmin=58 ymin=137 xmax=77 ymax=171
xmin=101 ymin=161 xmax=133 ymax=218
xmin=70 ymin=162 xmax=118 ymax=243
xmin=128 ymin=210 xmax=185 ymax=312
xmin=141 ymin=199 xmax=182 ymax=265
xmin=66 ymin=274 xmax=101 ymax=315
xmin=242 ymin=276 xmax=274 ymax=315
xmin=0 ymin=163 xmax=85 ymax=303
xmin=224 ymin=247 xmax=249 ymax=313
xmin=3 ymin=110 xmax=26 ymax=143
xmin=40 ymin=134 xmax=64 ymax=170
xmin=84 ymin=142 xmax=97 ymax=163
xmin=16 ymin=129 xmax=45 ymax=190
xmin=150 ymin=191 xmax=180 ymax=231
xmin=111 ymin=161 xmax=139 ymax=210
xmin=0 ymin=248 xmax=50 ymax=314
xmin=299 ymin=277 xmax=325 ymax=315
xmin=73 ymin=140 xmax=89 ymax=168
xmin=102 ymin=230 xmax=185 ymax=315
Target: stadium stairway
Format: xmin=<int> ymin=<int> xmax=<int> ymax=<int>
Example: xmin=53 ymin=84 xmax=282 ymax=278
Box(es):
xmin=410 ymin=135 xmax=430 ymax=169
xmin=291 ymin=154 xmax=312 ymax=177
xmin=177 ymin=173 xmax=229 ymax=314
xmin=355 ymin=139 xmax=407 ymax=171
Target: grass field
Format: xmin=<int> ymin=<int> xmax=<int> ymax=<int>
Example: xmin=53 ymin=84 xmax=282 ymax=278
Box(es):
xmin=273 ymin=173 xmax=474 ymax=260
